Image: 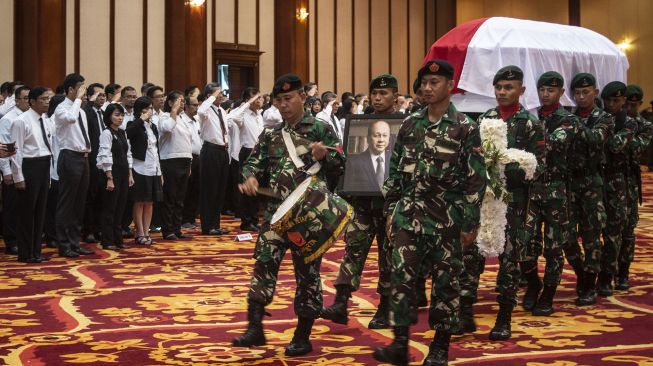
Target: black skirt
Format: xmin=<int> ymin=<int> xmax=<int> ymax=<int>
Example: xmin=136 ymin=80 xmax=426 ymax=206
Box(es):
xmin=131 ymin=171 xmax=163 ymax=202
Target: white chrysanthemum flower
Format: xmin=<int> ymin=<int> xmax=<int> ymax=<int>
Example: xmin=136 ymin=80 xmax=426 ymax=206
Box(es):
xmin=477 ymin=192 xmax=507 ymax=258
xmin=503 ymin=148 xmax=538 ymax=180
xmin=479 ymin=118 xmax=508 ymax=152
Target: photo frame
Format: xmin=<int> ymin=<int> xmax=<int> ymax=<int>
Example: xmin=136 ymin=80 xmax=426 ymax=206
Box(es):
xmin=338 ymin=114 xmax=405 ymax=197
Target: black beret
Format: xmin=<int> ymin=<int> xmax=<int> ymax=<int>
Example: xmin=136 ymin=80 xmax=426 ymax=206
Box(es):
xmin=412 ymin=78 xmax=420 ymax=94
xmin=601 ymin=81 xmax=627 ymax=98
xmin=370 ymin=74 xmax=398 ymax=91
xmin=272 ymin=73 xmax=303 ymax=97
xmin=537 ymin=71 xmax=564 ymax=88
xmin=418 ymin=60 xmax=454 ymax=83
xmin=625 ymin=84 xmax=643 ymax=102
xmin=570 ymin=73 xmax=596 ymax=89
xmin=493 ymin=65 xmax=523 ymax=85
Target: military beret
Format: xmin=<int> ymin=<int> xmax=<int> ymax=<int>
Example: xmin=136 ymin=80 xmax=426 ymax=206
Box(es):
xmin=412 ymin=78 xmax=420 ymax=94
xmin=272 ymin=73 xmax=303 ymax=97
xmin=601 ymin=81 xmax=627 ymax=98
xmin=537 ymin=71 xmax=564 ymax=88
xmin=418 ymin=60 xmax=454 ymax=83
xmin=570 ymin=73 xmax=596 ymax=89
xmin=625 ymin=84 xmax=644 ymax=102
xmin=369 ymin=74 xmax=398 ymax=91
xmin=493 ymin=65 xmax=524 ymax=85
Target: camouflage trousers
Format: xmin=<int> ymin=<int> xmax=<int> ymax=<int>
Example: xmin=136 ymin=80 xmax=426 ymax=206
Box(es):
xmin=619 ymin=176 xmax=639 ymax=267
xmin=601 ymin=174 xmax=628 ymax=275
xmin=459 ymin=243 xmax=485 ymax=303
xmin=248 ymin=224 xmax=323 ymax=319
xmin=334 ymin=204 xmax=391 ymax=295
xmin=495 ymin=195 xmax=530 ymax=306
xmin=389 ymin=229 xmax=462 ymax=330
xmin=565 ymin=182 xmax=606 ymax=274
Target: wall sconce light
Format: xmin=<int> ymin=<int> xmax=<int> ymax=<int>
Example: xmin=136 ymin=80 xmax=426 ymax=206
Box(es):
xmin=616 ymin=38 xmax=632 ymax=51
xmin=296 ymin=7 xmax=309 ymax=22
xmin=187 ymin=0 xmax=206 ymax=7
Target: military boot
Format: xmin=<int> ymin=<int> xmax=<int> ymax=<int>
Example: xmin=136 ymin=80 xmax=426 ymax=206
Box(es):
xmin=576 ymin=272 xmax=597 ymax=306
xmin=369 ymin=295 xmax=390 ymax=329
xmin=453 ymin=298 xmax=476 ymax=335
xmin=615 ymin=263 xmax=630 ymax=291
xmin=568 ymin=257 xmax=585 ymax=297
xmin=321 ymin=285 xmax=351 ymax=325
xmin=597 ymin=271 xmax=613 ymax=297
xmin=285 ymin=317 xmax=314 ymax=356
xmin=416 ymin=276 xmax=428 ymax=307
xmin=522 ymin=270 xmax=542 ymax=311
xmin=489 ymin=303 xmax=513 ymax=341
xmin=373 ymin=326 xmax=409 ymax=366
xmin=232 ymin=300 xmax=266 ymax=347
xmin=532 ymin=284 xmax=557 ymax=316
xmin=422 ymin=331 xmax=450 ymax=366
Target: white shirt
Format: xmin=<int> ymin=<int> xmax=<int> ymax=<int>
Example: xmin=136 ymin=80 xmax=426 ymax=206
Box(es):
xmin=229 ymin=102 xmax=264 ymax=149
xmin=370 ymin=151 xmax=384 ymax=172
xmin=316 ymin=105 xmax=343 ymax=141
xmin=132 ymin=121 xmax=161 ymax=176
xmin=0 ymin=107 xmax=25 ymax=176
xmin=151 ymin=109 xmax=162 ymax=128
xmin=0 ymin=95 xmax=16 ymax=119
xmin=54 ymin=97 xmax=91 ymax=153
xmin=197 ymin=96 xmax=231 ymax=146
xmin=262 ymin=105 xmax=283 ymax=128
xmin=229 ymin=123 xmax=240 ymax=161
xmin=181 ymin=112 xmax=202 ymax=156
xmin=10 ymin=109 xmax=53 ymax=183
xmin=119 ymin=104 xmax=135 ymax=130
xmin=45 ymin=116 xmax=60 ymax=181
xmin=158 ymin=112 xmax=193 ymax=160
xmin=96 ymin=129 xmax=133 ymax=172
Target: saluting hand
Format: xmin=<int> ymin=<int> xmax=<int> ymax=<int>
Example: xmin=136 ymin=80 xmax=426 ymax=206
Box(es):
xmin=76 ymin=84 xmax=87 ymax=100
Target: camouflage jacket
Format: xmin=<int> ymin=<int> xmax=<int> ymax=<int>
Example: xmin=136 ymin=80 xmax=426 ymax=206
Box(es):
xmin=383 ymin=103 xmax=486 ymax=235
xmin=604 ymin=110 xmax=637 ymax=175
xmin=242 ymin=111 xmax=346 ymax=220
xmin=628 ymin=114 xmax=653 ymax=166
xmin=569 ymin=106 xmax=614 ymax=187
xmin=530 ymin=106 xmax=580 ymax=200
xmin=478 ymin=106 xmax=545 ymax=196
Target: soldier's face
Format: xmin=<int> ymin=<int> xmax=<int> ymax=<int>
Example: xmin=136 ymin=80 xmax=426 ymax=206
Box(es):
xmin=537 ymin=86 xmax=564 ymax=107
xmin=603 ymin=96 xmax=626 ymax=114
xmin=368 ymin=121 xmax=390 ymax=155
xmin=573 ymin=86 xmax=597 ymax=109
xmin=274 ymin=90 xmax=306 ymax=124
xmin=420 ymin=75 xmax=453 ymax=105
xmin=625 ymin=100 xmax=642 ymax=117
xmin=494 ymin=80 xmax=524 ymax=107
xmin=370 ymin=88 xmax=396 ymax=113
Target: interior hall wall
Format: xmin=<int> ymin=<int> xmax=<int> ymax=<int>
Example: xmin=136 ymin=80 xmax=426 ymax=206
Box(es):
xmin=0 ymin=0 xmax=14 ymax=83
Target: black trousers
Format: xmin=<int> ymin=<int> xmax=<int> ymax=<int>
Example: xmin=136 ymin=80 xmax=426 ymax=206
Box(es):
xmin=227 ymin=157 xmax=241 ymax=214
xmin=101 ymin=173 xmax=129 ymax=247
xmin=182 ymin=154 xmax=201 ymax=223
xmin=199 ymin=143 xmax=229 ymax=233
xmin=161 ymin=157 xmax=191 ymax=235
xmin=2 ymin=181 xmax=17 ymax=248
xmin=238 ymin=147 xmax=258 ymax=225
xmin=44 ymin=179 xmax=59 ymax=242
xmin=56 ymin=150 xmax=90 ymax=253
xmin=16 ymin=157 xmax=51 ymax=260
xmin=83 ymin=160 xmax=102 ymax=236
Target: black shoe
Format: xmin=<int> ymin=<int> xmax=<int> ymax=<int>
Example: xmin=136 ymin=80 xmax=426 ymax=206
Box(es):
xmin=4 ymin=246 xmax=18 ymax=255
xmin=74 ymin=247 xmax=95 ymax=255
xmin=321 ymin=285 xmax=351 ymax=325
xmin=18 ymin=257 xmax=38 ymax=263
xmin=122 ymin=228 xmax=135 ymax=238
xmin=615 ymin=263 xmax=630 ymax=291
xmin=217 ymin=228 xmax=231 ymax=235
xmin=59 ymin=250 xmax=80 ymax=258
xmin=522 ymin=270 xmax=542 ymax=311
xmin=532 ymin=284 xmax=557 ymax=316
xmin=423 ymin=331 xmax=450 ymax=366
xmin=489 ymin=303 xmax=513 ymax=341
xmin=568 ymin=258 xmax=585 ymax=296
xmin=175 ymin=232 xmax=193 ymax=239
xmin=34 ymin=256 xmax=51 ymax=262
xmin=416 ymin=276 xmax=428 ymax=307
xmin=163 ymin=233 xmax=179 ymax=240
xmin=102 ymin=244 xmax=117 ymax=250
xmin=149 ymin=226 xmax=162 ymax=233
xmin=369 ymin=295 xmax=390 ymax=329
xmin=46 ymin=240 xmax=59 ymax=249
xmin=84 ymin=234 xmax=97 ymax=243
xmin=373 ymin=326 xmax=409 ymax=366
xmin=453 ymin=298 xmax=476 ymax=335
xmin=597 ymin=271 xmax=613 ymax=297
xmin=202 ymin=229 xmax=224 ymax=236
xmin=284 ymin=317 xmax=314 ymax=356
xmin=232 ymin=300 xmax=267 ymax=347
xmin=240 ymin=223 xmax=259 ymax=232
xmin=181 ymin=222 xmax=196 ymax=229
xmin=223 ymin=210 xmax=236 ymax=216
xmin=576 ymin=272 xmax=597 ymax=306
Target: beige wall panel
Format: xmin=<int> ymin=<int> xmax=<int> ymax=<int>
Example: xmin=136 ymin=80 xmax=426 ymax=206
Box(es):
xmin=457 ymin=0 xmax=484 ymax=24
xmin=353 ymin=0 xmax=369 ymax=93
xmin=336 ymin=0 xmax=353 ymax=94
xmin=258 ymin=0 xmax=274 ymax=92
xmin=408 ymin=0 xmax=425 ymax=91
xmin=370 ymin=0 xmax=389 ymax=76
xmin=391 ymin=0 xmax=408 ymax=92
xmin=635 ymin=0 xmax=653 ymax=98
xmin=482 ymin=0 xmax=511 ymax=17
xmin=426 ymin=0 xmax=436 ymax=49
xmin=147 ymin=0 xmax=165 ymax=87
xmin=66 ymin=0 xmax=75 ymax=73
xmin=511 ymin=0 xmax=567 ymax=23
xmin=316 ymin=0 xmax=335 ymax=92
xmin=79 ymin=0 xmax=110 ymax=83
xmin=207 ymin=0 xmax=213 ymax=83
xmin=115 ymin=0 xmax=143 ymax=88
xmin=216 ymin=0 xmax=236 ymax=43
xmin=309 ymin=0 xmax=316 ymax=82
xmin=238 ymin=0 xmax=257 ymax=45
xmin=0 ymin=0 xmax=13 ymax=82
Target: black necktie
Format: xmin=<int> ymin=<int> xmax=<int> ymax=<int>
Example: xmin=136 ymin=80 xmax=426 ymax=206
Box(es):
xmin=78 ymin=113 xmax=91 ymax=150
xmin=97 ymin=110 xmax=105 ymax=130
xmin=331 ymin=116 xmax=341 ymax=139
xmin=212 ymin=107 xmax=228 ymax=147
xmin=38 ymin=117 xmax=52 ymax=154
xmin=376 ymin=156 xmax=384 ymax=188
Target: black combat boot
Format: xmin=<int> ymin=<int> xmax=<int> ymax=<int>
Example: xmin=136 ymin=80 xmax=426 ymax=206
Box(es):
xmin=615 ymin=263 xmax=630 ymax=291
xmin=232 ymin=300 xmax=266 ymax=347
xmin=532 ymin=284 xmax=557 ymax=316
xmin=489 ymin=303 xmax=513 ymax=341
xmin=522 ymin=270 xmax=542 ymax=311
xmin=369 ymin=295 xmax=390 ymax=329
xmin=454 ymin=298 xmax=476 ymax=335
xmin=422 ymin=331 xmax=451 ymax=366
xmin=568 ymin=258 xmax=585 ymax=296
xmin=597 ymin=271 xmax=613 ymax=297
xmin=321 ymin=285 xmax=351 ymax=325
xmin=373 ymin=326 xmax=409 ymax=365
xmin=416 ymin=276 xmax=428 ymax=307
xmin=576 ymin=272 xmax=597 ymax=306
xmin=285 ymin=317 xmax=314 ymax=356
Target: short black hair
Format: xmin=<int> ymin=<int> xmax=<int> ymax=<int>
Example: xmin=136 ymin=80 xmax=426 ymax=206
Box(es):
xmin=133 ymin=96 xmax=152 ymax=119
xmin=48 ymin=94 xmax=66 ymax=117
xmin=105 ymin=83 xmax=121 ymax=95
xmin=120 ymin=86 xmax=136 ymax=98
xmin=241 ymin=87 xmax=259 ymax=101
xmin=163 ymin=90 xmax=183 ymax=113
xmin=146 ymin=85 xmax=164 ymax=98
xmin=321 ymin=92 xmax=337 ymax=105
xmin=341 ymin=92 xmax=354 ymax=102
xmin=27 ymin=86 xmax=49 ymax=104
xmin=9 ymin=81 xmax=24 ymax=94
xmin=86 ymin=83 xmax=105 ymax=98
xmin=14 ymin=86 xmax=30 ymax=99
xmin=184 ymin=85 xmax=199 ymax=96
xmin=354 ymin=93 xmax=366 ymax=103
xmin=103 ymin=103 xmax=126 ymax=128
xmin=55 ymin=85 xmax=65 ymax=95
xmin=203 ymin=82 xmax=221 ymax=99
xmin=304 ymin=82 xmax=317 ymax=93
xmin=0 ymin=82 xmax=10 ymax=95
xmin=62 ymin=73 xmax=85 ymax=95
xmin=141 ymin=82 xmax=155 ymax=94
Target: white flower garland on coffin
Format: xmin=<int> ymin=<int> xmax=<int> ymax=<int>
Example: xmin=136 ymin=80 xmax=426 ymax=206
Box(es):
xmin=477 ymin=118 xmax=537 ymax=258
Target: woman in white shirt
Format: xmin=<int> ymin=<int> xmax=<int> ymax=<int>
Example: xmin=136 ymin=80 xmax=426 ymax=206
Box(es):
xmin=97 ymin=103 xmax=134 ymax=250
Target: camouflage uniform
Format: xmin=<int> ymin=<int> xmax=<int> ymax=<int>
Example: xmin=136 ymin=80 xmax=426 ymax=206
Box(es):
xmin=242 ymin=111 xmax=345 ymax=318
xmin=460 ymin=106 xmax=545 ymax=306
xmin=383 ymin=103 xmax=486 ymax=330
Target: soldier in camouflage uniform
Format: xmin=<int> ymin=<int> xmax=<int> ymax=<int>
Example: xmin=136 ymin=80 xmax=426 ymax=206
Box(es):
xmin=520 ymin=72 xmax=579 ymax=317
xmin=617 ymin=85 xmax=653 ymax=290
xmin=373 ymin=60 xmax=486 ymax=366
xmin=464 ymin=66 xmax=545 ymax=340
xmin=599 ymin=81 xmax=637 ymax=296
xmin=233 ymin=74 xmax=346 ymax=356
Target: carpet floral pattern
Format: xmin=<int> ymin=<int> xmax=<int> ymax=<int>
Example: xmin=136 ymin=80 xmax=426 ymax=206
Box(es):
xmin=1 ymin=174 xmax=653 ymax=365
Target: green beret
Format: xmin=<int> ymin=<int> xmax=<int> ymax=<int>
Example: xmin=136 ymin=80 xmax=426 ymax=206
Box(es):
xmin=370 ymin=74 xmax=398 ymax=91
xmin=272 ymin=73 xmax=303 ymax=97
xmin=601 ymin=81 xmax=627 ymax=98
xmin=412 ymin=78 xmax=420 ymax=94
xmin=570 ymin=73 xmax=596 ymax=89
xmin=493 ymin=65 xmax=523 ymax=85
xmin=626 ymin=84 xmax=643 ymax=102
xmin=537 ymin=71 xmax=564 ymax=88
xmin=418 ymin=60 xmax=454 ymax=83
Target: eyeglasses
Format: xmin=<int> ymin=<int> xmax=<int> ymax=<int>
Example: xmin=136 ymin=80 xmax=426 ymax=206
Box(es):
xmin=37 ymin=97 xmax=51 ymax=102
xmin=16 ymin=97 xmax=29 ymax=101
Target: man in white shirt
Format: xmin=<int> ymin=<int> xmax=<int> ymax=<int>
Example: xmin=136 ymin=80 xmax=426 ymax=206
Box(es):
xmin=118 ymin=86 xmax=137 ymax=129
xmin=0 ymin=81 xmax=24 ymax=119
xmin=11 ymin=86 xmax=53 ymax=263
xmin=54 ymin=73 xmax=95 ymax=258
xmin=315 ymin=92 xmax=343 ymax=142
xmin=182 ymin=95 xmax=202 ymax=228
xmin=147 ymin=86 xmax=165 ymax=127
xmin=262 ymin=102 xmax=283 ymax=128
xmin=101 ymin=83 xmax=121 ymax=111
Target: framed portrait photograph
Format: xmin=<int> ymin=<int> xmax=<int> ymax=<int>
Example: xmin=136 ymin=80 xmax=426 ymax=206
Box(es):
xmin=338 ymin=114 xmax=406 ymax=196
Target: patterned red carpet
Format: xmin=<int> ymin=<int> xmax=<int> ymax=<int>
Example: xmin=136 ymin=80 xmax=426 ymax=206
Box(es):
xmin=1 ymin=174 xmax=653 ymax=365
